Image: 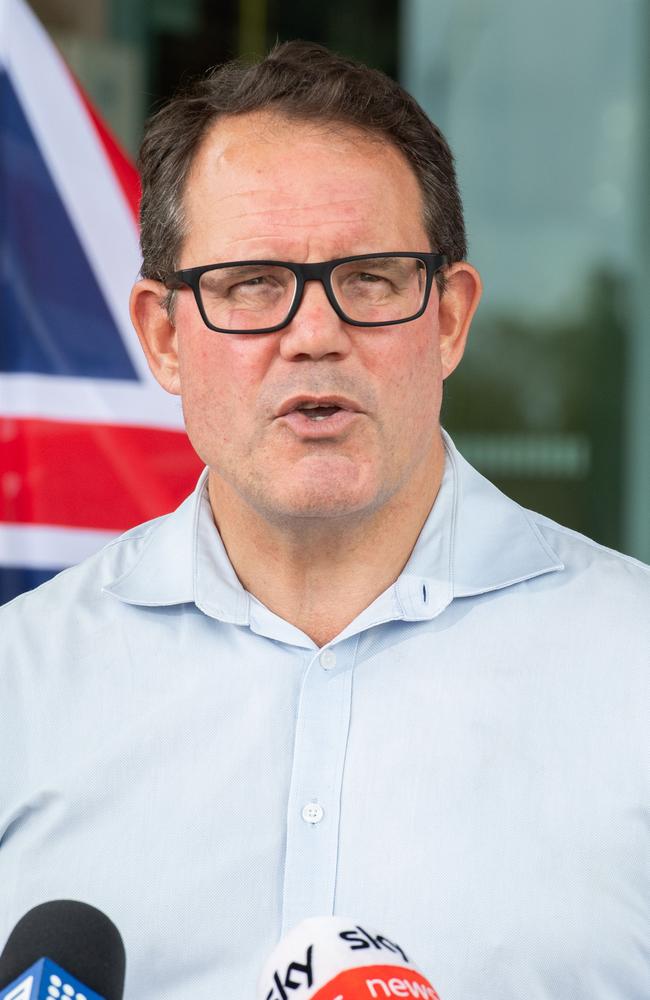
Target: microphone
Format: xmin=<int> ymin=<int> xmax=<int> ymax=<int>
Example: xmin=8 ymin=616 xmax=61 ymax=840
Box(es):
xmin=0 ymin=901 xmax=125 ymax=1000
xmin=258 ymin=916 xmax=441 ymax=1000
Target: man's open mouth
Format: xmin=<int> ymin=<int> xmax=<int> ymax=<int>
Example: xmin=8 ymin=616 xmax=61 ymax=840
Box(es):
xmin=274 ymin=396 xmax=362 ymax=434
xmin=293 ymin=402 xmax=343 ymax=421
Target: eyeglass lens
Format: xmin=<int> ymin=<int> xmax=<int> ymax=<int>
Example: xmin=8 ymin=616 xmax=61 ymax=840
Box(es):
xmin=197 ymin=256 xmax=427 ymax=331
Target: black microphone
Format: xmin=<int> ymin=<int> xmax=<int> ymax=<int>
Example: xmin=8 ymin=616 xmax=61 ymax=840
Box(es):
xmin=0 ymin=901 xmax=125 ymax=1000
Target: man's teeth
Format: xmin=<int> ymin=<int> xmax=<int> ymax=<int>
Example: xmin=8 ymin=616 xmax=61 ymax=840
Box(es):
xmin=297 ymin=403 xmax=341 ymax=419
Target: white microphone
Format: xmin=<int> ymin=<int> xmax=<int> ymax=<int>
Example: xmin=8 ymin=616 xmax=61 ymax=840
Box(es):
xmin=258 ymin=916 xmax=441 ymax=1000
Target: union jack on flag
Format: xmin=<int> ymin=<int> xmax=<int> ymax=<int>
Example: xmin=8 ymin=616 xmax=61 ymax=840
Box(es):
xmin=0 ymin=0 xmax=202 ymax=605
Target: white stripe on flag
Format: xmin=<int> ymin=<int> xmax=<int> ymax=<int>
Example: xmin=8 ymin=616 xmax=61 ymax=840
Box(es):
xmin=0 ymin=523 xmax=118 ymax=568
xmin=2 ymin=0 xmax=154 ymax=384
xmin=0 ymin=373 xmax=185 ymax=429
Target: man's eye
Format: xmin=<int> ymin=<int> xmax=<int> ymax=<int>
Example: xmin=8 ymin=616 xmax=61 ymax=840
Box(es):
xmin=352 ymin=271 xmax=389 ymax=284
xmin=226 ymin=274 xmax=279 ymax=294
xmin=238 ymin=276 xmax=272 ymax=287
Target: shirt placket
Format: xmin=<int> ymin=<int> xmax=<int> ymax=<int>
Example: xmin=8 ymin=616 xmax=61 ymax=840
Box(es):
xmin=280 ymin=635 xmax=358 ymax=933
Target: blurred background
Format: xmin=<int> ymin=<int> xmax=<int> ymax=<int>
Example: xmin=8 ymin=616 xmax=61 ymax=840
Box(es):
xmin=6 ymin=0 xmax=650 ymax=585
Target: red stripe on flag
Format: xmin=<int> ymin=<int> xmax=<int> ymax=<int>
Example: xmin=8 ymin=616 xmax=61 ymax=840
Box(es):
xmin=68 ymin=71 xmax=141 ymax=223
xmin=1 ymin=418 xmax=203 ymax=531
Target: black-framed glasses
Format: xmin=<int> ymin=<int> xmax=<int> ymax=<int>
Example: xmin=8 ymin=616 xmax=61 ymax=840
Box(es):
xmin=164 ymin=252 xmax=447 ymax=334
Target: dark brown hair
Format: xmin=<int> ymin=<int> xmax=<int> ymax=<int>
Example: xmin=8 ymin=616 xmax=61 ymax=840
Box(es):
xmin=138 ymin=40 xmax=467 ymax=291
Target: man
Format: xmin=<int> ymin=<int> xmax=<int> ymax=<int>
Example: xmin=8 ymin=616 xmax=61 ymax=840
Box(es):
xmin=0 ymin=41 xmax=647 ymax=1000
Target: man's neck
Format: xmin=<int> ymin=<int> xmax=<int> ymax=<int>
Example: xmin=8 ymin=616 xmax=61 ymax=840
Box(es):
xmin=207 ymin=437 xmax=446 ymax=647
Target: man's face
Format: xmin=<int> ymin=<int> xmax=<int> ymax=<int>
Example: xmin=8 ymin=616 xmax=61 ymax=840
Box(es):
xmin=135 ymin=112 xmax=479 ymax=525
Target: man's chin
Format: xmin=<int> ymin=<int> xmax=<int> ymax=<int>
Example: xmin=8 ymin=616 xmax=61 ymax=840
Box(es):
xmin=209 ymin=458 xmax=386 ymax=526
xmin=249 ymin=479 xmax=384 ymax=526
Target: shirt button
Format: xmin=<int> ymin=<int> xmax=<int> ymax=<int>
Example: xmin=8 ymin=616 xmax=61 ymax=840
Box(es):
xmin=302 ymin=802 xmax=324 ymax=824
xmin=319 ymin=649 xmax=336 ymax=670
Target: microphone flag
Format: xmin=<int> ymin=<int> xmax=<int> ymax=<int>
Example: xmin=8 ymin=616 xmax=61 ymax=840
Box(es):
xmin=0 ymin=901 xmax=125 ymax=1000
xmin=0 ymin=958 xmax=105 ymax=1000
xmin=258 ymin=916 xmax=441 ymax=1000
xmin=0 ymin=0 xmax=202 ymax=605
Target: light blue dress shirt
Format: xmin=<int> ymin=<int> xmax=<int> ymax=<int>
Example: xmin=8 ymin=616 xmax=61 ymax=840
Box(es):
xmin=0 ymin=434 xmax=648 ymax=999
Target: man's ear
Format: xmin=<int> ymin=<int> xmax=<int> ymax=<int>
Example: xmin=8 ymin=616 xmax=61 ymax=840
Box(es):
xmin=130 ymin=280 xmax=181 ymax=396
xmin=437 ymin=262 xmax=482 ymax=379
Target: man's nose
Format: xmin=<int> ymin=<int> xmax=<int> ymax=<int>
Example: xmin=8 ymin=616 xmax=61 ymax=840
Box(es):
xmin=278 ymin=279 xmax=353 ymax=361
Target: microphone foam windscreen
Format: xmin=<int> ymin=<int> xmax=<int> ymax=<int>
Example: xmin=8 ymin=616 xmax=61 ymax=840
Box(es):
xmin=0 ymin=900 xmax=125 ymax=1000
xmin=258 ymin=915 xmax=441 ymax=1000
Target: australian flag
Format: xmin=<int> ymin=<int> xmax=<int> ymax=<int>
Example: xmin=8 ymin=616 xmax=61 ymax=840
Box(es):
xmin=0 ymin=0 xmax=202 ymax=605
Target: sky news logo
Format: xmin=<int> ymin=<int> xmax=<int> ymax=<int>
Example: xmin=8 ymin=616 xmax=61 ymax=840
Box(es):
xmin=264 ymin=925 xmax=439 ymax=1000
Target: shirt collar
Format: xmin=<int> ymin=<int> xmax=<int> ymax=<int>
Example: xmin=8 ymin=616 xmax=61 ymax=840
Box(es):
xmin=392 ymin=431 xmax=564 ymax=622
xmin=104 ymin=431 xmax=563 ymax=622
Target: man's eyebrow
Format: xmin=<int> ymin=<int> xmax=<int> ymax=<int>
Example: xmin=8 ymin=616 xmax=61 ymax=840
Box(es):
xmin=205 ymin=262 xmax=282 ymax=272
xmin=339 ymin=256 xmax=417 ymax=274
xmin=348 ymin=256 xmax=410 ymax=265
